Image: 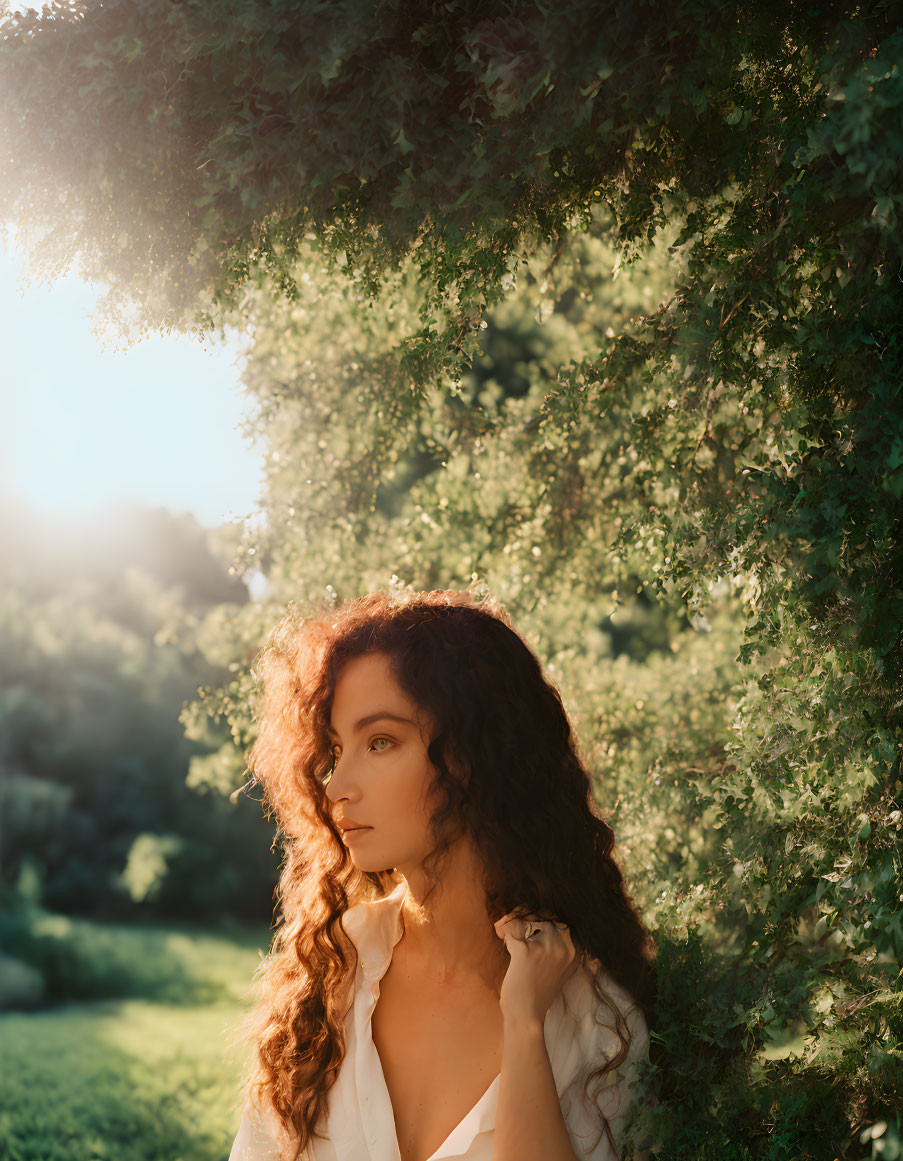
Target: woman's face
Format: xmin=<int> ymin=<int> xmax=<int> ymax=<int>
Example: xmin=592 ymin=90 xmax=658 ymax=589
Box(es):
xmin=324 ymin=650 xmax=440 ymax=874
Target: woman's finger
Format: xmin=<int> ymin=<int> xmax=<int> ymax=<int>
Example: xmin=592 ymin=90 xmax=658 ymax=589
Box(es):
xmin=493 ymin=912 xmax=519 ymax=939
xmin=494 ymin=912 xmax=573 ymax=949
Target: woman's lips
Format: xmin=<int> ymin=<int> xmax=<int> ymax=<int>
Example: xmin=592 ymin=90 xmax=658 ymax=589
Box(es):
xmin=343 ymin=826 xmax=372 ymax=840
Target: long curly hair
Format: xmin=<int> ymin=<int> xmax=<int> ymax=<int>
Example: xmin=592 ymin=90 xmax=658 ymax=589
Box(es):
xmin=242 ymin=586 xmax=655 ymax=1159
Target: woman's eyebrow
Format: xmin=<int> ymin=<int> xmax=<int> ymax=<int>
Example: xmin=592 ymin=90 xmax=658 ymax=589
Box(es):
xmin=326 ymin=712 xmax=416 ymax=738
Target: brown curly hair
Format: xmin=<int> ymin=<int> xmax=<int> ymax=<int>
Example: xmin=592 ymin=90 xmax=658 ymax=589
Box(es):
xmin=241 ymin=586 xmax=655 ymax=1158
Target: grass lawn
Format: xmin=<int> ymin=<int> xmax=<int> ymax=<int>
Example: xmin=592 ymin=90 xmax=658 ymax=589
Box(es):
xmin=0 ymin=919 xmax=270 ymax=1161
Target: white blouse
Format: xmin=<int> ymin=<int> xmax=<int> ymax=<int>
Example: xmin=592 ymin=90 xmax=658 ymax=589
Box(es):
xmin=229 ymin=882 xmax=649 ymax=1161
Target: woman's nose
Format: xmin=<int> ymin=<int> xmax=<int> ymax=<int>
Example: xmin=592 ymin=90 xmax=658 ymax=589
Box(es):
xmin=325 ymin=754 xmax=359 ymax=804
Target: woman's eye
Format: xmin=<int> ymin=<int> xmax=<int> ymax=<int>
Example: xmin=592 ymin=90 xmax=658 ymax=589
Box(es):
xmin=370 ymin=737 xmax=393 ymax=752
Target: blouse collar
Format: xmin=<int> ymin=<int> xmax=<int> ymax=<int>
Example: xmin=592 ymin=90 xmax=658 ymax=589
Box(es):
xmin=336 ymin=881 xmax=606 ymax=1159
xmin=340 ymin=881 xmax=502 ymax=1160
xmin=341 ymin=881 xmax=408 ymax=988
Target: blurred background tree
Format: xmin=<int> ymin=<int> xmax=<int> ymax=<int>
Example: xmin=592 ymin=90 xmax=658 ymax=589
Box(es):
xmin=0 ymin=501 xmax=275 ymax=920
xmin=1 ymin=1 xmax=901 ymax=1158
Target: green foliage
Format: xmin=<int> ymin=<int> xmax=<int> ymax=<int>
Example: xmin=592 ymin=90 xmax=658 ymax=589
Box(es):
xmin=3 ymin=1 xmax=903 ymax=1155
xmin=119 ymin=833 xmax=187 ymax=905
xmin=0 ymin=504 xmax=275 ymax=919
xmin=0 ymin=887 xmax=268 ymax=1007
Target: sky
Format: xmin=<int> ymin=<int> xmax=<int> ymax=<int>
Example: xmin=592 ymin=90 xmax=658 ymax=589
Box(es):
xmin=1 ymin=239 xmax=265 ymax=532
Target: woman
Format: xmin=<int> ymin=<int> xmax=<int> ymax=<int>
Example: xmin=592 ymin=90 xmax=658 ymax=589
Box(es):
xmin=229 ymin=587 xmax=655 ymax=1161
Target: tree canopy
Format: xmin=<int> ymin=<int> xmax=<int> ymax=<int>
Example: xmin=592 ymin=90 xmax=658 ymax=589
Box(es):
xmin=2 ymin=1 xmax=902 ymax=1156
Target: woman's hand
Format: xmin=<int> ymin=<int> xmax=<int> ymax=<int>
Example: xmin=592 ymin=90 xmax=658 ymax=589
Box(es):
xmin=493 ymin=913 xmax=579 ymax=1028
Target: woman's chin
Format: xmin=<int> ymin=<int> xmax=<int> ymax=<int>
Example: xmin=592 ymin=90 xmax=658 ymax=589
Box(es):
xmin=344 ymin=840 xmax=394 ymax=874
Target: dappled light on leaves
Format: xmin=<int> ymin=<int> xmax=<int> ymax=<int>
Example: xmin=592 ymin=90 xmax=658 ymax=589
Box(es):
xmin=2 ymin=2 xmax=902 ymax=1155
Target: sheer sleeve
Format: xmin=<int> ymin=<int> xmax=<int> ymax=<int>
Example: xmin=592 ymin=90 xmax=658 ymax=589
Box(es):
xmin=590 ymin=1001 xmax=650 ymax=1160
xmin=228 ymin=1094 xmax=290 ymax=1161
xmin=561 ymin=994 xmax=651 ymax=1161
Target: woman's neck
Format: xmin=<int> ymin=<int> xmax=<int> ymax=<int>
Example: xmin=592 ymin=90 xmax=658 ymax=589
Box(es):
xmin=396 ymin=836 xmax=508 ymax=993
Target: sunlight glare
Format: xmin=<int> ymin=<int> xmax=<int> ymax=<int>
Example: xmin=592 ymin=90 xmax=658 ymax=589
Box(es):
xmin=2 ymin=240 xmax=263 ymax=530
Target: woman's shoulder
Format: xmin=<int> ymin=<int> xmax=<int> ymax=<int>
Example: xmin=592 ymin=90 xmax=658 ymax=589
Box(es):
xmin=555 ymin=959 xmax=651 ymax=1159
xmin=555 ymin=955 xmax=650 ymax=1106
xmin=561 ymin=954 xmax=649 ymax=1049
